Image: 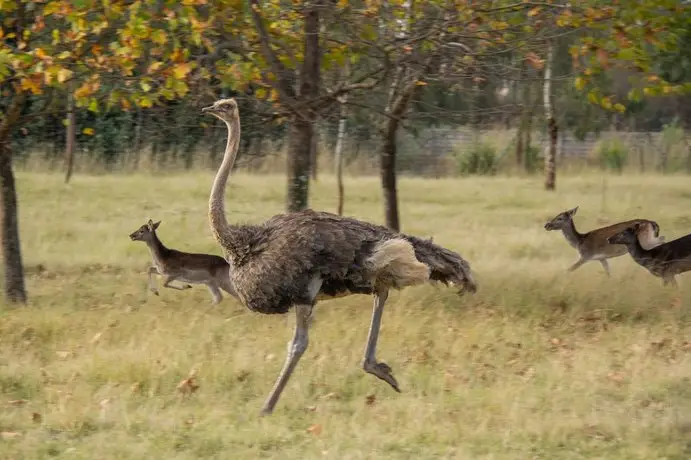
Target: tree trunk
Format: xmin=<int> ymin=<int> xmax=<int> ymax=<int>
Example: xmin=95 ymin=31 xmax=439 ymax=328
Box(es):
xmin=310 ymin=121 xmax=319 ymax=181
xmin=381 ymin=126 xmax=400 ymax=232
xmin=132 ymin=106 xmax=143 ymax=171
xmin=0 ymin=151 xmax=26 ymax=303
xmin=0 ymin=93 xmax=27 ymax=303
xmin=543 ymin=40 xmax=557 ymax=191
xmin=285 ymin=0 xmax=321 ymax=212
xmin=64 ymin=87 xmax=77 ymax=184
xmin=335 ymin=97 xmax=348 ymax=216
xmin=286 ymin=118 xmax=312 ymax=212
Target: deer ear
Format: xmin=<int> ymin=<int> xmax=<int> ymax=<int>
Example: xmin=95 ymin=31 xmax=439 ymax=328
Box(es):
xmin=568 ymin=206 xmax=579 ymax=216
xmin=152 ymin=221 xmax=161 ymax=230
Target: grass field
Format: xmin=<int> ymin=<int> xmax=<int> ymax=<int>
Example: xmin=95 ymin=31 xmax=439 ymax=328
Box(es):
xmin=1 ymin=171 xmax=691 ymax=459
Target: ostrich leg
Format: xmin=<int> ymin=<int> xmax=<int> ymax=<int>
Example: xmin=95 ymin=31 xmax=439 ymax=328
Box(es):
xmin=260 ymin=304 xmax=313 ymax=415
xmin=362 ymin=288 xmax=400 ymax=392
xmin=260 ymin=277 xmax=322 ymax=415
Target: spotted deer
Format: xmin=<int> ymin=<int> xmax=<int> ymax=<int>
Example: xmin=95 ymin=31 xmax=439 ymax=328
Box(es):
xmin=129 ymin=219 xmax=237 ymax=304
xmin=544 ymin=206 xmax=665 ymax=276
xmin=608 ymin=224 xmax=691 ymax=287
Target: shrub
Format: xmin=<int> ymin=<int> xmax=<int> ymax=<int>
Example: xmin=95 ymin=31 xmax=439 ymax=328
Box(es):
xmin=456 ymin=143 xmax=498 ymax=176
xmin=598 ymin=139 xmax=628 ymax=174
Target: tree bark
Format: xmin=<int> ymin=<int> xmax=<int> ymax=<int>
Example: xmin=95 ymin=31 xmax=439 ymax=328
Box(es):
xmin=286 ymin=118 xmax=312 ymax=212
xmin=380 ymin=74 xmax=424 ymax=231
xmin=335 ymin=97 xmax=348 ymax=216
xmin=381 ymin=126 xmax=400 ymax=231
xmin=0 ymin=93 xmax=27 ymax=303
xmin=285 ymin=0 xmax=322 ymax=212
xmin=543 ymin=41 xmax=557 ymax=191
xmin=310 ymin=122 xmax=319 ymax=181
xmin=64 ymin=87 xmax=77 ymax=183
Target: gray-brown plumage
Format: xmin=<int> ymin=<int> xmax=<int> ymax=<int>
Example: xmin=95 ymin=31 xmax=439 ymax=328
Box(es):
xmin=608 ymin=224 xmax=691 ymax=287
xmin=129 ymin=219 xmax=238 ymax=305
xmin=202 ymin=98 xmax=477 ymax=416
xmin=544 ymin=206 xmax=664 ymax=276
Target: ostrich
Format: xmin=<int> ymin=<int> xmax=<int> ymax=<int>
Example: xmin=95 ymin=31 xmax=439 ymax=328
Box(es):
xmin=202 ymin=98 xmax=477 ymax=415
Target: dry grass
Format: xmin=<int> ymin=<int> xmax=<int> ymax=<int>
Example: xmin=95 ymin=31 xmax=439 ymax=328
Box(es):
xmin=1 ymin=171 xmax=691 ymax=459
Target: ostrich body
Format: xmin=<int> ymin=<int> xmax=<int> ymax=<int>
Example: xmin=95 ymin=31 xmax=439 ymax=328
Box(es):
xmin=202 ymin=98 xmax=477 ymax=415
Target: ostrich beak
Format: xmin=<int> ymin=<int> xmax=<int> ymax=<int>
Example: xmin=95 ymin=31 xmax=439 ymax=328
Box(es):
xmin=201 ymin=106 xmax=215 ymax=114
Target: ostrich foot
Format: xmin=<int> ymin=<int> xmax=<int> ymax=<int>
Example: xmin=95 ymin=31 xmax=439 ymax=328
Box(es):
xmin=363 ymin=359 xmax=401 ymax=392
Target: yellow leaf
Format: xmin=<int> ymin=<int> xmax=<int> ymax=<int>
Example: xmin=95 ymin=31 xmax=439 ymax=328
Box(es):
xmin=74 ymin=83 xmax=94 ymax=99
xmin=613 ymin=103 xmax=626 ymax=113
xmin=20 ymin=76 xmax=42 ymax=95
xmin=148 ymin=61 xmax=164 ymax=73
xmin=527 ymin=7 xmax=541 ymax=17
xmin=82 ymin=128 xmax=95 ymax=136
xmin=151 ymin=30 xmax=167 ymax=45
xmin=57 ymin=68 xmax=72 ymax=83
xmin=172 ymin=63 xmax=192 ymax=79
xmin=415 ymin=80 xmax=427 ymax=86
xmin=574 ymin=77 xmax=586 ymax=90
xmin=35 ymin=48 xmax=47 ymax=60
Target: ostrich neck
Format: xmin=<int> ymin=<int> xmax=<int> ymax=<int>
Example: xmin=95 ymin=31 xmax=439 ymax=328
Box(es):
xmin=209 ymin=116 xmax=241 ymax=247
xmin=561 ymin=219 xmax=584 ymax=248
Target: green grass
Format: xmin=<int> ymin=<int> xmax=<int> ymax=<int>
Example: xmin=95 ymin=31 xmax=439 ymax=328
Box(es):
xmin=1 ymin=171 xmax=691 ymax=459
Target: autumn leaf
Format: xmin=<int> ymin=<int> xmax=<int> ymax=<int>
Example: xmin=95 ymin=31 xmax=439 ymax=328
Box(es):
xmin=307 ymin=424 xmax=323 ymax=435
xmin=173 ymin=63 xmax=193 ymax=79
xmin=525 ymin=52 xmax=544 ymax=70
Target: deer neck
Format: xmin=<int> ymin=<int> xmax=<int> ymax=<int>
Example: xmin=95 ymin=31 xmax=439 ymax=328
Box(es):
xmin=625 ymin=237 xmax=648 ymax=263
xmin=561 ymin=219 xmax=584 ymax=249
xmin=208 ymin=116 xmax=242 ymax=259
xmin=146 ymin=232 xmax=170 ymax=265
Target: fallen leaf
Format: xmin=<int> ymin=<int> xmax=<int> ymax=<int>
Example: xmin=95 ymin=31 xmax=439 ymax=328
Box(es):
xmin=607 ymin=371 xmax=625 ymax=385
xmin=307 ymin=424 xmax=322 ymax=436
xmin=8 ymin=399 xmax=28 ymax=407
xmin=550 ymin=337 xmax=561 ymax=346
xmin=32 ymin=412 xmax=42 ymax=423
xmin=55 ymin=351 xmax=72 ymax=360
xmin=177 ymin=377 xmax=199 ymax=395
xmin=365 ymin=394 xmax=376 ymax=406
xmin=1 ymin=432 xmax=21 ymax=439
xmin=99 ymin=398 xmax=111 ymax=408
xmin=90 ymin=332 xmax=103 ymax=344
xmin=305 ymin=405 xmax=318 ymax=412
xmin=130 ymin=382 xmax=142 ymax=394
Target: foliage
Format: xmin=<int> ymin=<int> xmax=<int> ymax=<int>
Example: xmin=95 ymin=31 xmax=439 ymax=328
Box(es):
xmin=456 ymin=142 xmax=498 ymax=176
xmin=563 ymin=0 xmax=691 ymax=112
xmin=524 ymin=145 xmax=541 ymax=174
xmin=597 ymin=138 xmax=628 ymax=173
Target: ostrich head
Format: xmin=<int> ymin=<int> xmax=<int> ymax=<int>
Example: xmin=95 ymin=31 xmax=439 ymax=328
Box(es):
xmin=202 ymin=98 xmax=239 ymax=123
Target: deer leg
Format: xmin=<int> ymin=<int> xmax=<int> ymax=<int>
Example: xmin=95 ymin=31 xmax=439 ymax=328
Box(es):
xmin=206 ymin=284 xmax=223 ymax=305
xmin=567 ymin=258 xmax=587 ymax=273
xmin=162 ymin=276 xmax=192 ymax=290
xmin=260 ymin=303 xmax=313 ymax=416
xmin=362 ymin=289 xmax=400 ymax=392
xmin=599 ymin=259 xmax=611 ymax=277
xmin=147 ymin=267 xmax=160 ymax=295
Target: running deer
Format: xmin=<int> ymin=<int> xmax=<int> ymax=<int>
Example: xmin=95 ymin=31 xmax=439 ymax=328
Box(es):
xmin=544 ymin=207 xmax=665 ymax=276
xmin=608 ymin=224 xmax=691 ymax=287
xmin=129 ymin=219 xmax=237 ymax=304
